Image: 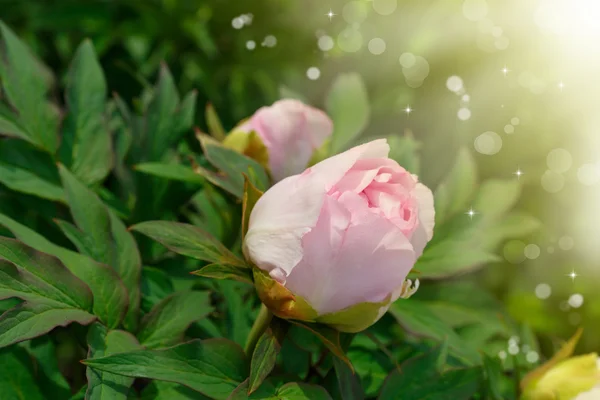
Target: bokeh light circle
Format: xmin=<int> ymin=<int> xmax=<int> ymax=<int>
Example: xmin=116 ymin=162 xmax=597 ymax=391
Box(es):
xmin=306 ymin=67 xmax=320 ymax=80
xmin=504 ymin=240 xmax=526 ymax=264
xmin=343 ymin=1 xmax=369 ymax=24
xmin=462 ymin=0 xmax=489 ymax=21
xmin=474 ymin=131 xmax=502 ymax=155
xmin=458 ymin=108 xmax=471 ymax=120
xmin=504 ymin=124 xmax=514 ymax=134
xmin=373 ymin=0 xmax=398 ymax=16
xmin=541 ymin=170 xmax=565 ymax=193
xmin=535 ymin=283 xmax=552 ymax=299
xmin=368 ymin=38 xmax=386 ymax=55
xmin=446 ymin=76 xmax=464 ymax=92
xmin=577 ymin=164 xmax=600 ymax=185
xmin=337 ymin=28 xmax=363 ymax=53
xmin=524 ymin=244 xmax=541 ymax=259
xmin=318 ymin=35 xmax=334 ymax=51
xmin=547 ymin=148 xmax=573 ymax=173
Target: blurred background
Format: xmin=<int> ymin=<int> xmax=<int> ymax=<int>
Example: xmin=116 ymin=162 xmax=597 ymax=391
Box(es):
xmin=2 ymin=0 xmax=599 ymax=356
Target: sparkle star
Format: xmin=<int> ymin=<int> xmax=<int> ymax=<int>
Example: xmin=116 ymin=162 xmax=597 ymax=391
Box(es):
xmin=558 ymin=81 xmax=565 ymax=91
xmin=514 ymin=167 xmax=524 ymax=180
xmin=465 ymin=207 xmax=478 ymax=219
xmin=325 ymin=9 xmax=336 ymax=21
xmin=566 ymin=269 xmax=579 ymax=282
xmin=502 ymin=66 xmax=510 ymax=77
xmin=404 ymin=105 xmax=413 ymax=115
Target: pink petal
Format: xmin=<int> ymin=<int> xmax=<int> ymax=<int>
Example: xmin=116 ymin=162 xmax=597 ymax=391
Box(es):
xmin=410 ymin=182 xmax=436 ymax=257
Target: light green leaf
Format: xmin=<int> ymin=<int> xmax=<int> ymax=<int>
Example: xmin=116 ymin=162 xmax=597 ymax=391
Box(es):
xmin=0 ymin=161 xmax=65 ymax=202
xmin=387 ymin=133 xmax=421 ymax=175
xmin=131 ymin=221 xmax=246 ymax=268
xmin=0 ymin=302 xmax=95 ymax=348
xmin=137 ymin=291 xmax=213 ymax=349
xmin=53 ymin=219 xmax=97 ymax=259
xmin=86 ymin=323 xmax=142 ymax=400
xmin=196 ymin=134 xmax=269 ymax=198
xmin=206 ymin=103 xmax=226 ymax=141
xmin=327 ymin=73 xmax=370 ymax=153
xmin=134 ymin=162 xmax=205 ymax=185
xmin=191 ymin=263 xmax=253 ymax=284
xmin=83 ymin=339 xmax=248 ymax=400
xmin=60 ymin=40 xmax=112 ymax=185
xmin=0 ymin=346 xmax=45 ymax=400
xmin=288 ymin=321 xmax=353 ymax=371
xmin=277 ymin=382 xmax=333 ymax=400
xmin=0 ymin=213 xmax=128 ymax=329
xmin=434 ymin=148 xmax=477 ymax=224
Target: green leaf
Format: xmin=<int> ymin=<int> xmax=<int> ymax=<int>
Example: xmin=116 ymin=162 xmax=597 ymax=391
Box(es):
xmin=137 ymin=291 xmax=213 ymax=349
xmin=0 ymin=105 xmax=29 ymax=141
xmin=288 ymin=321 xmax=353 ymax=371
xmin=60 ymin=40 xmax=112 ymax=185
xmin=0 ymin=347 xmax=45 ymax=400
xmin=327 ymin=73 xmax=370 ymax=153
xmin=20 ymin=337 xmax=70 ymax=398
xmin=248 ymin=319 xmax=287 ymax=394
xmin=134 ymin=163 xmax=206 ymax=185
xmin=242 ymin=175 xmax=263 ymax=242
xmin=230 ymin=379 xmax=332 ymax=400
xmin=387 ymin=133 xmax=421 ymax=175
xmin=434 ymin=148 xmax=477 ymax=224
xmin=0 ymin=213 xmax=128 ymax=329
xmin=173 ymin=90 xmax=198 ymax=136
xmin=86 ymin=323 xmax=142 ymax=400
xmin=191 ymin=263 xmax=253 ymax=284
xmin=0 ymin=238 xmax=93 ymax=310
xmin=131 ymin=221 xmax=246 ymax=268
xmin=206 ymin=103 xmax=226 ymax=140
xmin=0 ymin=302 xmax=95 ymax=348
xmin=196 ymin=134 xmax=269 ymax=198
xmin=144 ymin=64 xmax=180 ymax=160
xmin=53 ymin=218 xmax=97 ymax=258
xmin=279 ymin=85 xmax=309 ymax=103
xmin=333 ymin=356 xmax=364 ymax=400
xmin=141 ymin=381 xmax=210 ymax=400
xmin=483 ymin=355 xmax=505 ymax=400
xmin=0 ymin=161 xmax=65 ymax=202
xmin=347 ymin=346 xmax=392 ymax=397
xmin=140 ymin=266 xmax=174 ymax=312
xmin=0 ymin=21 xmax=58 ymax=152
xmin=379 ymin=344 xmax=481 ymax=400
xmin=277 ymin=382 xmax=333 ymax=400
xmin=389 ymin=299 xmax=481 ymax=366
xmin=83 ymin=339 xmax=248 ymax=400
xmin=58 ymin=165 xmax=141 ymax=330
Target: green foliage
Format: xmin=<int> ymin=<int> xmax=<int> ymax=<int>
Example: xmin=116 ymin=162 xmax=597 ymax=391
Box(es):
xmin=0 ymin=17 xmax=546 ymax=400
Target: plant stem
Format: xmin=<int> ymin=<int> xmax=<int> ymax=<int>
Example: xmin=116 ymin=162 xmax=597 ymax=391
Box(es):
xmin=244 ymin=304 xmax=273 ymax=355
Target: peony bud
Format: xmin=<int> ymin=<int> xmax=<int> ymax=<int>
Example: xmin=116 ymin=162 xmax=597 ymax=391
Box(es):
xmin=224 ymin=99 xmax=333 ymax=182
xmin=243 ymin=139 xmax=434 ymax=332
xmin=522 ymin=354 xmax=600 ymax=400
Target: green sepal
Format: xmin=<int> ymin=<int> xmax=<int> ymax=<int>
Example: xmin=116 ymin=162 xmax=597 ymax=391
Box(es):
xmin=316 ymin=296 xmax=389 ymax=333
xmin=252 ymin=269 xmax=318 ymax=322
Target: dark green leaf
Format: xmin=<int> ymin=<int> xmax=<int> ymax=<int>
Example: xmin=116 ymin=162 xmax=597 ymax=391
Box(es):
xmin=137 ymin=291 xmax=213 ymax=349
xmin=141 ymin=381 xmax=210 ymax=400
xmin=60 ymin=40 xmax=112 ymax=185
xmin=327 ymin=73 xmax=370 ymax=153
xmin=333 ymin=356 xmax=364 ymax=400
xmin=58 ymin=166 xmax=141 ymax=330
xmin=389 ymin=299 xmax=481 ymax=365
xmin=83 ymin=339 xmax=248 ymax=400
xmin=53 ymin=219 xmax=97 ymax=258
xmin=0 ymin=161 xmax=64 ymax=202
xmin=0 ymin=21 xmax=58 ymax=152
xmin=86 ymin=323 xmax=142 ymax=400
xmin=0 ymin=302 xmax=95 ymax=348
xmin=173 ymin=90 xmax=198 ymax=136
xmin=19 ymin=337 xmax=70 ymax=398
xmin=144 ymin=64 xmax=180 ymax=160
xmin=0 ymin=346 xmax=45 ymax=400
xmin=131 ymin=221 xmax=246 ymax=268
xmin=248 ymin=319 xmax=287 ymax=394
xmin=277 ymin=382 xmax=333 ymax=400
xmin=483 ymin=355 xmax=505 ymax=400
xmin=0 ymin=238 xmax=92 ymax=310
xmin=288 ymin=321 xmax=352 ymax=371
xmin=0 ymin=213 xmax=128 ymax=329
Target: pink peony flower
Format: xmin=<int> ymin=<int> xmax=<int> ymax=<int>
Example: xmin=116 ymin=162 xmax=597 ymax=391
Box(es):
xmin=244 ymin=139 xmax=434 ymax=332
xmin=238 ymin=99 xmax=333 ymax=182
